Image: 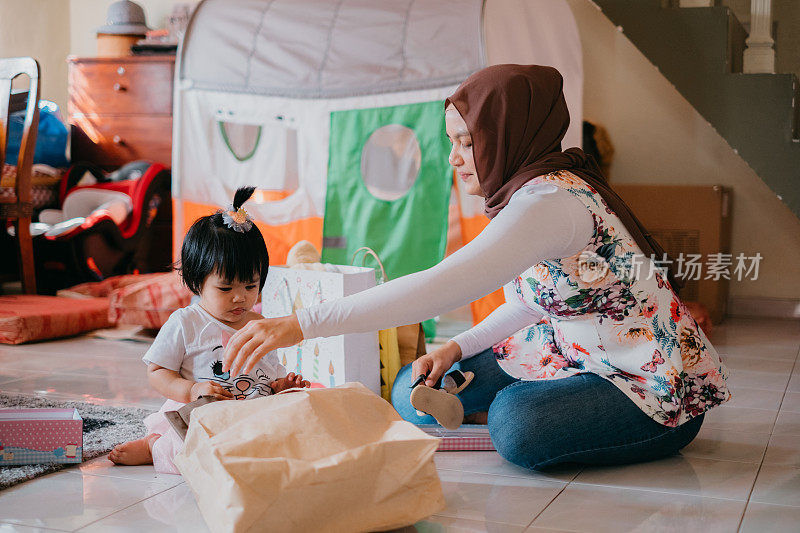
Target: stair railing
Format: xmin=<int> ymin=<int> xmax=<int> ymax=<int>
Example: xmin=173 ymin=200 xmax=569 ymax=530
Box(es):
xmin=673 ymin=0 xmax=777 ymax=74
xmin=743 ymin=0 xmax=776 ymax=73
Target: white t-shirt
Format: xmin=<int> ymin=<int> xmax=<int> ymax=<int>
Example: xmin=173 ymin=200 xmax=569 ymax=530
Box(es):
xmin=143 ymin=303 xmax=287 ymax=400
xmin=296 ymin=183 xmax=595 ymax=359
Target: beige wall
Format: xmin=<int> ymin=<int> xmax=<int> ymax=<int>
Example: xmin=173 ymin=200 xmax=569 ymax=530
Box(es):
xmin=567 ymin=0 xmax=800 ymax=300
xmin=5 ymin=0 xmax=799 ymax=301
xmin=69 ymin=0 xmax=201 ymax=58
xmin=0 ymin=0 xmax=71 ymax=111
xmin=0 ymin=0 xmax=200 ymax=111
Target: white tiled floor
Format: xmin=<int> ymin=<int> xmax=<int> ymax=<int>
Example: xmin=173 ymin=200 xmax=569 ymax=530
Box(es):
xmin=0 ymin=317 xmax=798 ymax=532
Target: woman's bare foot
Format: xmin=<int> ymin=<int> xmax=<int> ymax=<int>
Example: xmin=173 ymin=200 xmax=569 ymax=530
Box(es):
xmin=108 ymin=433 xmax=160 ymax=465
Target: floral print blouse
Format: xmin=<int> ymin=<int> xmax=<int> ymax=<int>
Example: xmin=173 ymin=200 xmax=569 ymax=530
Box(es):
xmin=492 ymin=171 xmax=731 ymax=427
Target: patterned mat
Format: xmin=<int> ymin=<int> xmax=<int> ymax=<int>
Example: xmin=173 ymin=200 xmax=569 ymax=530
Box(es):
xmin=0 ymin=394 xmax=152 ymax=490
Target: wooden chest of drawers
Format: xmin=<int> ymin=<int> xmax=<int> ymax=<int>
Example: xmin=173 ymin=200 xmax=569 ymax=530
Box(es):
xmin=68 ymin=56 xmax=175 ymax=169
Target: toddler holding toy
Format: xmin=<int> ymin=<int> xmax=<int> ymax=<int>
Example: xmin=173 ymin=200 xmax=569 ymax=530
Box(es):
xmin=109 ymin=186 xmax=309 ymax=473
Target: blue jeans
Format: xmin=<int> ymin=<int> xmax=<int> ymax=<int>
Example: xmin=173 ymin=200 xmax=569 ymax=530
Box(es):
xmin=391 ymin=348 xmax=704 ymax=471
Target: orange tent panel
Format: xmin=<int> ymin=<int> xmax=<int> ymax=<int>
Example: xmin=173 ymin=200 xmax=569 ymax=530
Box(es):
xmin=174 ymin=199 xmax=323 ymax=266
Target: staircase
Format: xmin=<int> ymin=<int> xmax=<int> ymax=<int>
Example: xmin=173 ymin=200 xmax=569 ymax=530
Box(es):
xmin=592 ymin=0 xmax=800 ymax=217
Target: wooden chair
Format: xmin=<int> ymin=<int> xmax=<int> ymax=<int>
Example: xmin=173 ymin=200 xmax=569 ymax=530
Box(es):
xmin=0 ymin=57 xmax=40 ymax=294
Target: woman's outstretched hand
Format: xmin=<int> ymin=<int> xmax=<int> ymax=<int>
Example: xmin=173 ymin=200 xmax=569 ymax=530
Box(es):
xmin=412 ymin=340 xmax=463 ymax=387
xmin=223 ymin=315 xmax=304 ymax=377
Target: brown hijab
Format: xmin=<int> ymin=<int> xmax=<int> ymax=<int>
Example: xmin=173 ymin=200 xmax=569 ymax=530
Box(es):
xmin=446 ymin=64 xmax=684 ymax=293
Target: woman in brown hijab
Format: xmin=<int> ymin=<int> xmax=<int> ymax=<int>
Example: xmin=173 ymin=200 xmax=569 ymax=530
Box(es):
xmin=225 ymin=65 xmax=729 ymax=470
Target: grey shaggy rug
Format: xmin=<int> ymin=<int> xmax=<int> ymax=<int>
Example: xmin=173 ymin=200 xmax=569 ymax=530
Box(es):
xmin=0 ymin=394 xmax=154 ymax=490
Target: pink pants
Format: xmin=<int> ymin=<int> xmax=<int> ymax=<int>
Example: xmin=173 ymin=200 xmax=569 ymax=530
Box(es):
xmin=143 ymin=399 xmax=186 ymax=474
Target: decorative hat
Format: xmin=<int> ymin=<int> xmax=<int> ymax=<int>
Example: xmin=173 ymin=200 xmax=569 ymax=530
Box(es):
xmin=97 ymin=0 xmax=150 ymax=35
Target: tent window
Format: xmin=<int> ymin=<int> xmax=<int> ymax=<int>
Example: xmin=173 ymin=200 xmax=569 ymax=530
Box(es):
xmin=217 ymin=117 xmax=300 ymax=201
xmin=360 ymin=124 xmax=421 ymax=202
xmin=218 ymin=121 xmax=262 ymax=162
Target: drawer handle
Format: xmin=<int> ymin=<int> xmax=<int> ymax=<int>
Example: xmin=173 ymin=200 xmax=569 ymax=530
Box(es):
xmin=113 ymin=83 xmax=127 ymax=92
xmin=113 ymin=135 xmax=125 ymax=145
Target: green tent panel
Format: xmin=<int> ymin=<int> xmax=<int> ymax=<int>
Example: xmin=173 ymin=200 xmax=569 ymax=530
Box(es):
xmin=322 ymin=101 xmax=452 ymax=337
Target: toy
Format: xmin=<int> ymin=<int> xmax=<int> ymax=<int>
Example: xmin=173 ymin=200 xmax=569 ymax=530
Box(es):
xmin=173 ymin=0 xmax=584 ymax=328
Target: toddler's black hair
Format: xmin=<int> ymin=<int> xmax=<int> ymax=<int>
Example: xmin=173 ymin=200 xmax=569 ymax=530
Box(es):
xmin=180 ymin=186 xmax=269 ymax=294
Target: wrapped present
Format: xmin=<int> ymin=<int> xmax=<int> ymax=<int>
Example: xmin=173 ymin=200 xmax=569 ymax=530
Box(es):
xmin=418 ymin=424 xmax=495 ymax=452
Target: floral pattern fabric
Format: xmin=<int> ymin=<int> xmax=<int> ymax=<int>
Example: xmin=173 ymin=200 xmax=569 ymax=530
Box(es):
xmin=493 ymin=171 xmax=731 ymax=426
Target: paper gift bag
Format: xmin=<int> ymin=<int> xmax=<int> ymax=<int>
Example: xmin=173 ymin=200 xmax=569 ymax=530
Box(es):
xmin=175 ymin=383 xmax=445 ymax=533
xmin=378 ymin=327 xmax=400 ymax=401
xmin=262 ymin=265 xmax=380 ymax=394
xmin=379 ymin=323 xmax=426 ymax=401
xmin=350 ymin=247 xmax=425 ymax=400
xmin=397 ymin=322 xmax=427 ymax=368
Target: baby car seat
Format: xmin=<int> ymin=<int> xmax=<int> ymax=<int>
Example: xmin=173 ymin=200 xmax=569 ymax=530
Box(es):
xmin=33 ymin=161 xmax=172 ymax=294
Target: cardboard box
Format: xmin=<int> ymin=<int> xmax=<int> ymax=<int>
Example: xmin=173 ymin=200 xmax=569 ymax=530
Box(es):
xmin=0 ymin=409 xmax=83 ymax=465
xmin=613 ymin=184 xmax=732 ymax=324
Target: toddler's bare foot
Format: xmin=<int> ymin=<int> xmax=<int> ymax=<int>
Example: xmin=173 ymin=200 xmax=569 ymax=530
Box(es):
xmin=108 ymin=433 xmax=160 ymax=465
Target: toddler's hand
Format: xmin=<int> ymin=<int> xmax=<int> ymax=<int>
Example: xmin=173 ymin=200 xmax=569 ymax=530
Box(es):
xmin=190 ymin=381 xmax=234 ymax=401
xmin=270 ymin=372 xmax=311 ymax=393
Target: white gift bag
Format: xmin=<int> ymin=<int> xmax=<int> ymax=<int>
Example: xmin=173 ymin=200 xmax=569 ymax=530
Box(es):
xmin=261 ymin=265 xmax=380 ymax=394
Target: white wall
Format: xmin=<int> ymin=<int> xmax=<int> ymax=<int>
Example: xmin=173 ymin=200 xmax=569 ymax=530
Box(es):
xmin=566 ymin=0 xmax=800 ymax=300
xmin=0 ymin=0 xmax=71 ymax=111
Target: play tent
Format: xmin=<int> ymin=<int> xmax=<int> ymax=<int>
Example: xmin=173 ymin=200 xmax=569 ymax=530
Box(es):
xmin=173 ymin=0 xmax=583 ymax=324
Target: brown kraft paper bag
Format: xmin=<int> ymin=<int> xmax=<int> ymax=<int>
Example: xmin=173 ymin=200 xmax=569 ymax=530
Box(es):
xmin=397 ymin=322 xmax=427 ymax=368
xmin=174 ymin=382 xmax=445 ymax=533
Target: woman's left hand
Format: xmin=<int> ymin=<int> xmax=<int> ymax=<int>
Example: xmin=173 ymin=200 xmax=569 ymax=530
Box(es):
xmin=223 ymin=315 xmax=304 ymax=376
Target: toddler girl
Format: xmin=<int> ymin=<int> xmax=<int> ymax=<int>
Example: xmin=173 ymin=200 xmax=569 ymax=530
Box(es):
xmin=109 ymin=186 xmax=309 ymax=473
